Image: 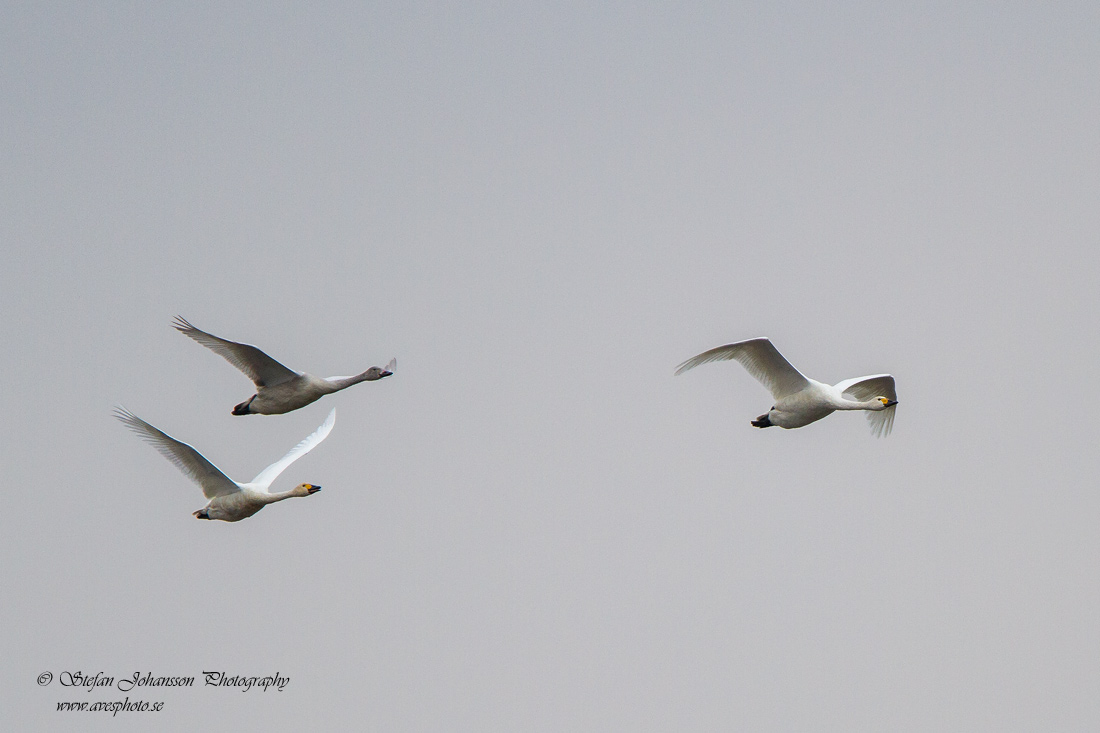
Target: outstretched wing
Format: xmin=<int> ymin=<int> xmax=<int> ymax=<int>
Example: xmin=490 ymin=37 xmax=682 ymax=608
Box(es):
xmin=834 ymin=374 xmax=897 ymax=437
xmin=173 ymin=316 xmax=299 ymax=388
xmin=114 ymin=408 xmax=240 ymax=498
xmin=249 ymin=408 xmax=336 ymax=491
xmin=675 ymin=337 xmax=811 ymax=400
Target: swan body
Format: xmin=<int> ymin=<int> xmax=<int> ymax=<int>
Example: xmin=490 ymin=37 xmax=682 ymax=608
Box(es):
xmin=675 ymin=337 xmax=898 ymax=436
xmin=173 ymin=317 xmax=394 ymax=415
xmin=114 ymin=407 xmax=335 ymax=521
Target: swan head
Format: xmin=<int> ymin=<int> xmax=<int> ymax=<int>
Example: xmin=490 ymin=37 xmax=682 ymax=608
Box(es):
xmin=876 ymin=397 xmax=899 ymax=409
xmin=363 ymin=366 xmax=393 ymax=381
xmin=295 ymin=483 xmax=322 ymax=496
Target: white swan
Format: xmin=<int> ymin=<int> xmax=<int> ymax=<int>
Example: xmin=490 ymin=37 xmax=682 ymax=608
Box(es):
xmin=173 ymin=317 xmax=394 ymax=415
xmin=114 ymin=407 xmax=336 ymax=521
xmin=675 ymin=337 xmax=898 ymax=436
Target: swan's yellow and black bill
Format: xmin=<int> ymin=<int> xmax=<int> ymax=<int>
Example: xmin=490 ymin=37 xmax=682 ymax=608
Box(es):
xmin=307 ymin=484 xmax=321 ymax=494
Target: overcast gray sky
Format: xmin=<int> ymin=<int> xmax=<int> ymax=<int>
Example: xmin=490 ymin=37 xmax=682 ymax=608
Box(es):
xmin=4 ymin=1 xmax=1099 ymax=730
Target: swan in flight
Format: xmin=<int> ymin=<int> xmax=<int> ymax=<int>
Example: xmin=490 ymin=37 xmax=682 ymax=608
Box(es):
xmin=675 ymin=337 xmax=898 ymax=436
xmin=173 ymin=317 xmax=394 ymax=415
xmin=114 ymin=407 xmax=335 ymax=521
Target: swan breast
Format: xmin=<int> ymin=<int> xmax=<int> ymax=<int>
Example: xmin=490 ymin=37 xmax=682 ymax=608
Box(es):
xmin=770 ymin=382 xmax=837 ymax=429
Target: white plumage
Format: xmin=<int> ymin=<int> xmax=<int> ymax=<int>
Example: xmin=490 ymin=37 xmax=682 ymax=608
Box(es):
xmin=115 ymin=407 xmax=336 ymax=521
xmin=173 ymin=317 xmax=394 ymax=415
xmin=676 ymin=337 xmax=898 ymax=436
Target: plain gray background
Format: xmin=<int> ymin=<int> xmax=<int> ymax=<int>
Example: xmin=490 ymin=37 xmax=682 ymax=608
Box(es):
xmin=3 ymin=2 xmax=1099 ymax=730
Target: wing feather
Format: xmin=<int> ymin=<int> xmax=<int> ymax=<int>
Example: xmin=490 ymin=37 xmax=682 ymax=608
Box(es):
xmin=866 ymin=404 xmax=896 ymax=438
xmin=249 ymin=408 xmax=336 ymax=491
xmin=173 ymin=316 xmax=299 ymax=388
xmin=834 ymin=374 xmax=898 ymax=437
xmin=114 ymin=408 xmax=240 ymax=498
xmin=675 ymin=337 xmax=811 ymax=400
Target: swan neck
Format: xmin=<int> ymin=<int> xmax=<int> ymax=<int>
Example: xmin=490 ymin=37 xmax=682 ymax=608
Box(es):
xmin=833 ymin=397 xmax=882 ymax=411
xmin=323 ymin=373 xmax=369 ymax=391
xmin=259 ymin=488 xmax=298 ymax=504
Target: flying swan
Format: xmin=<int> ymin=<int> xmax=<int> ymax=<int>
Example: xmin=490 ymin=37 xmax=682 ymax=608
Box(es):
xmin=173 ymin=316 xmax=394 ymax=415
xmin=114 ymin=407 xmax=336 ymax=521
xmin=675 ymin=337 xmax=898 ymax=436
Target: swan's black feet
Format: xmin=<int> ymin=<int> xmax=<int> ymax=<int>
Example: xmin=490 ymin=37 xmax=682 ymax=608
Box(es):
xmin=193 ymin=509 xmax=212 ymax=520
xmin=751 ymin=413 xmax=772 ymax=428
xmin=232 ymin=395 xmax=256 ymax=416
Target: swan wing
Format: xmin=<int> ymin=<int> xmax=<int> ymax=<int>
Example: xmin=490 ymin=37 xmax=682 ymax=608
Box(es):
xmin=834 ymin=374 xmax=897 ymax=437
xmin=114 ymin=408 xmax=240 ymax=498
xmin=249 ymin=408 xmax=336 ymax=491
xmin=173 ymin=316 xmax=299 ymax=388
xmin=674 ymin=337 xmax=811 ymax=400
